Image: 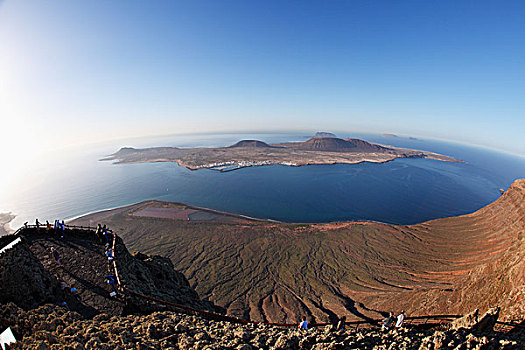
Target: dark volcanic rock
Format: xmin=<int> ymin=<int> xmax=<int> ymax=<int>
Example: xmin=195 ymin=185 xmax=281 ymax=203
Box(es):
xmin=3 ymin=303 xmax=523 ymax=350
xmin=451 ymin=309 xmax=480 ymax=330
xmin=475 ymin=307 xmax=500 ymax=333
xmin=450 ymin=307 xmax=500 ymax=333
xmin=0 ymin=238 xmax=59 ymax=309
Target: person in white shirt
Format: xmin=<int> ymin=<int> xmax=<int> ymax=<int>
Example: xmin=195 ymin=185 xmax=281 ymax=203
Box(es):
xmin=395 ymin=311 xmax=406 ymax=328
xmin=299 ymin=316 xmax=308 ymax=330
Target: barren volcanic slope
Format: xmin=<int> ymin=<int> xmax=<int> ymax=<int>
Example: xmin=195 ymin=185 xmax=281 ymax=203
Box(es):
xmin=229 ymin=140 xmax=275 ymax=148
xmin=71 ymin=179 xmax=525 ymax=324
xmin=103 ymin=137 xmax=461 ymax=171
xmin=293 ymin=137 xmax=389 ymax=152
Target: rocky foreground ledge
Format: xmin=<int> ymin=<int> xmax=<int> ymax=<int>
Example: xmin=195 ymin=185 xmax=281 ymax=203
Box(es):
xmin=2 ymin=303 xmax=523 ymax=350
xmin=2 ymin=225 xmax=524 ymax=349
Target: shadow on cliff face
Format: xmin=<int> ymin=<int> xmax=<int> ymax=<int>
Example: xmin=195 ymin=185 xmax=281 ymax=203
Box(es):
xmin=0 ymin=228 xmax=219 ymax=319
xmin=0 ymin=239 xmax=59 ymax=309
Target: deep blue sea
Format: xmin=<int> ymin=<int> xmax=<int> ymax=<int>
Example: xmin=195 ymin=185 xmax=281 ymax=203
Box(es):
xmin=2 ymin=132 xmax=525 ymax=229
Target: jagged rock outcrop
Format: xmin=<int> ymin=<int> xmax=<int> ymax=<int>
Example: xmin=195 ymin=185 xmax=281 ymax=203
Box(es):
xmin=475 ymin=307 xmax=501 ymax=333
xmin=451 ymin=307 xmax=500 ymax=333
xmin=2 ymin=303 xmax=523 ymax=350
xmin=113 ymin=238 xmax=219 ymax=313
xmin=451 ymin=309 xmax=479 ymax=330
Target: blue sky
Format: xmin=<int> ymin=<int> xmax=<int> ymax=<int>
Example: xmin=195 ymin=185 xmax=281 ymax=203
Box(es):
xmin=1 ymin=0 xmax=524 ymax=159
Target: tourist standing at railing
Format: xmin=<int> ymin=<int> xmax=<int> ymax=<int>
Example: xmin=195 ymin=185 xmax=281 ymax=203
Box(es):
xmin=60 ymin=220 xmax=65 ymax=238
xmin=35 ymin=219 xmax=40 ymax=233
xmin=103 ymin=227 xmax=114 ymax=247
xmin=95 ymin=224 xmax=103 ymax=242
xmin=395 ymin=311 xmax=406 ymax=328
xmin=105 ymin=246 xmax=114 ymax=272
xmin=102 ymin=225 xmax=109 ymax=246
xmin=46 ymin=220 xmax=51 ymax=233
xmin=299 ymin=316 xmax=309 ymax=330
xmin=54 ymin=220 xmax=59 ymax=235
xmin=105 ymin=247 xmax=113 ymax=261
xmin=106 ymin=275 xmax=118 ymax=297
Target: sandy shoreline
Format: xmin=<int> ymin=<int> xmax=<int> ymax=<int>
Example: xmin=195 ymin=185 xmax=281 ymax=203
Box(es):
xmin=69 ymin=200 xmax=277 ymax=226
xmin=0 ymin=213 xmax=15 ymax=236
xmin=68 ymin=199 xmax=395 ymax=227
xmin=6 ymin=199 xmax=397 ymax=232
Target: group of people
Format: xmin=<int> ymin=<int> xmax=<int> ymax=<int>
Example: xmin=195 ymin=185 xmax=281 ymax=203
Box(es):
xmin=298 ymin=311 xmax=406 ymax=331
xmin=25 ymin=219 xmax=120 ymax=308
xmin=47 ymin=221 xmax=120 ymax=308
xmin=49 ymin=246 xmax=81 ymax=310
xmin=53 ymin=220 xmax=66 ymax=238
xmin=96 ymin=224 xmax=119 ymax=298
xmin=298 ymin=315 xmax=348 ymax=331
xmin=26 ymin=218 xmax=66 ymax=238
xmin=382 ymin=311 xmax=406 ymax=331
xmin=95 ymin=224 xmax=113 ymax=246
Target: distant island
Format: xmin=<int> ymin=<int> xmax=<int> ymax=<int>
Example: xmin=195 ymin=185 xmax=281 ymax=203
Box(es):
xmin=103 ymin=136 xmax=462 ymax=171
xmin=383 ymin=133 xmax=419 ymax=140
xmin=313 ymin=131 xmax=337 ymax=138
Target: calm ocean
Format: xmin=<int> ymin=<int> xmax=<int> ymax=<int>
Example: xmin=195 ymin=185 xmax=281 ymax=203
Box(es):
xmin=2 ymin=132 xmax=525 ymax=229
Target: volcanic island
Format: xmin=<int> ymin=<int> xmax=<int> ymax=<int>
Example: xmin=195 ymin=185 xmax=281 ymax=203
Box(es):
xmin=103 ymin=136 xmax=462 ymax=171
